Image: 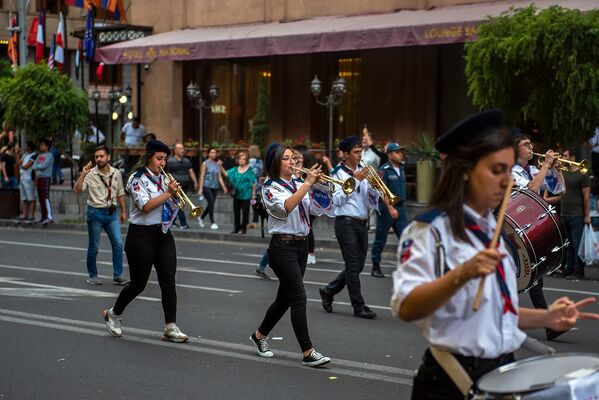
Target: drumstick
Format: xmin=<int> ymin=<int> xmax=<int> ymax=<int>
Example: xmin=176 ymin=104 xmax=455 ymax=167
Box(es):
xmin=473 ymin=179 xmax=514 ymax=311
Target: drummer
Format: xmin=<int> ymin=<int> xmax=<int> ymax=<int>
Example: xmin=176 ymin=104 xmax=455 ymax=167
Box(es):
xmin=512 ymin=129 xmax=566 ymax=341
xmin=391 ymin=110 xmax=599 ymax=399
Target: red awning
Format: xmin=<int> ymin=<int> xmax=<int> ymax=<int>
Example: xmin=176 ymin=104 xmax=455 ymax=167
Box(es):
xmin=96 ymin=0 xmax=599 ymax=64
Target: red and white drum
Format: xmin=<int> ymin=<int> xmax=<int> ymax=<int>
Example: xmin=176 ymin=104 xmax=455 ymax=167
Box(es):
xmin=503 ymin=187 xmax=568 ymax=293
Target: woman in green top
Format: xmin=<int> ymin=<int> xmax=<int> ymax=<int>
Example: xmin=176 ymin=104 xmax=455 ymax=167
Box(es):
xmin=221 ymin=150 xmax=257 ymax=234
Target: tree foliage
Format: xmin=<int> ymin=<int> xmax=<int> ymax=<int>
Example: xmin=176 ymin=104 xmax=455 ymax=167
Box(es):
xmin=0 ymin=63 xmax=88 ymax=142
xmin=250 ymin=77 xmax=270 ymax=150
xmin=465 ymin=5 xmax=599 ymax=144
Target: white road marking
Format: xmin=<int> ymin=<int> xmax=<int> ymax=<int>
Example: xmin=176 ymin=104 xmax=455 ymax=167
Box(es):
xmin=0 ymin=307 xmax=414 ymax=385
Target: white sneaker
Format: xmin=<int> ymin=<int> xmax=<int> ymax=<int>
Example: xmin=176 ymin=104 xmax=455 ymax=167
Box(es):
xmin=161 ymin=325 xmax=189 ymax=343
xmin=197 ymin=217 xmax=205 ymax=228
xmin=210 ymin=223 xmax=219 ymax=230
xmin=103 ymin=308 xmax=122 ymax=337
xmin=307 ymin=254 xmax=316 ymax=264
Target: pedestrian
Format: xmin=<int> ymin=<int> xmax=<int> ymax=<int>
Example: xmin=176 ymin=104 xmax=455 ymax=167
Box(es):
xmin=250 ymin=142 xmax=331 ymax=367
xmin=370 ymin=143 xmax=409 ymax=278
xmin=102 ymin=139 xmax=188 ymax=343
xmin=247 ymin=144 xmax=264 ymax=229
xmin=74 ymin=145 xmax=129 ymax=286
xmin=32 ymin=139 xmax=54 ymax=226
xmin=85 ymin=120 xmax=105 ymax=145
xmin=17 ymin=141 xmax=37 ymax=223
xmin=120 ymin=117 xmax=146 ymax=147
xmin=512 ymin=131 xmax=566 ymax=340
xmin=49 ymin=138 xmax=65 ymax=185
xmin=588 ymin=126 xmax=599 ymax=177
xmin=556 ymin=149 xmax=590 ymax=281
xmin=220 ymin=150 xmax=256 ymax=234
xmin=197 ymin=147 xmax=227 ymax=229
xmin=168 ymin=143 xmax=198 ymax=229
xmin=0 ymin=121 xmax=15 ymax=148
xmin=391 ymin=110 xmax=599 ymax=400
xmin=0 ymin=142 xmax=17 ymax=188
xmin=319 ymin=135 xmax=378 ymax=319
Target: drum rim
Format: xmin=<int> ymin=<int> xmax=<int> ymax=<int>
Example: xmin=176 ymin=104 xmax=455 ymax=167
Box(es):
xmin=477 ymin=352 xmax=599 ymax=394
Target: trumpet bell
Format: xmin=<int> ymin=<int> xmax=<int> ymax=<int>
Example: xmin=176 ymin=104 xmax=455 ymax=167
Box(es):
xmin=579 ymin=160 xmax=589 ymax=174
xmin=190 ymin=206 xmax=204 ymax=218
xmin=342 ymin=178 xmax=356 ymax=195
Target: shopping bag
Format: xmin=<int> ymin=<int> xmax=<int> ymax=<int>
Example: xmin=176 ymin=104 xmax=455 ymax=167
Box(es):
xmin=577 ymin=224 xmax=599 ymax=265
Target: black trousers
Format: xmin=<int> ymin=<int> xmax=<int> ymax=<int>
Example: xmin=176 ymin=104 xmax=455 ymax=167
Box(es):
xmin=307 ymin=215 xmax=316 ymax=253
xmin=411 ymin=349 xmax=514 ymax=400
xmin=528 ymin=278 xmax=547 ymax=309
xmin=201 ymin=187 xmax=219 ymax=223
xmin=113 ymin=224 xmax=178 ymax=323
xmin=233 ymin=198 xmax=250 ymax=233
xmin=592 ymin=151 xmax=599 ymax=178
xmin=323 ymin=217 xmax=368 ymax=310
xmin=258 ymin=236 xmax=312 ymax=352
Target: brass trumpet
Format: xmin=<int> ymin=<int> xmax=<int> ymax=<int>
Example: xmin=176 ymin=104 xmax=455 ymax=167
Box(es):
xmin=291 ymin=166 xmax=356 ymax=195
xmin=160 ymin=167 xmax=204 ymax=217
xmin=360 ymin=162 xmax=399 ymax=205
xmin=533 ymin=152 xmax=588 ymax=174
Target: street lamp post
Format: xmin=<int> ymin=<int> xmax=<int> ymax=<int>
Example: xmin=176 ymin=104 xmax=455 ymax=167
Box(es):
xmin=91 ymin=88 xmax=101 ymax=146
xmin=185 ymin=81 xmax=219 ymax=163
xmin=107 ymin=87 xmax=121 ymax=150
xmin=310 ymin=75 xmax=347 ymax=162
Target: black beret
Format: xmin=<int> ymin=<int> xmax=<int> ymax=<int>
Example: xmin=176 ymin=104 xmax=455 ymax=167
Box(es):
xmin=264 ymin=142 xmax=282 ymax=171
xmin=435 ymin=109 xmax=507 ymax=154
xmin=339 ymin=135 xmax=361 ymax=152
xmin=511 ymin=128 xmax=523 ymax=140
xmin=145 ymin=139 xmax=171 ymax=155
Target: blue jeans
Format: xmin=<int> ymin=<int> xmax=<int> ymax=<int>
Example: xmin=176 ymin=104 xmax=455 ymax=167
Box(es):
xmin=52 ymin=163 xmax=64 ymax=184
xmin=562 ymin=215 xmax=585 ymax=275
xmin=1 ymin=176 xmax=17 ymax=188
xmin=371 ymin=206 xmax=408 ymax=264
xmin=258 ymin=249 xmax=269 ymax=271
xmin=86 ymin=207 xmax=124 ymax=278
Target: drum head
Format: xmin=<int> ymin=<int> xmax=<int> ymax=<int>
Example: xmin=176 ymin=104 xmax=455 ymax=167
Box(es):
xmin=477 ymin=353 xmax=599 ymax=394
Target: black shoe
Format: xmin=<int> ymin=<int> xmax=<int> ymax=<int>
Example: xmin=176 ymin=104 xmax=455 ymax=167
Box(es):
xmin=371 ymin=264 xmax=385 ymax=278
xmin=319 ymin=287 xmax=333 ymax=313
xmin=566 ymin=272 xmax=584 ymax=281
xmin=254 ymin=268 xmax=271 ymax=280
xmin=59 ymin=178 xmax=65 ymax=185
xmin=354 ymin=306 xmax=377 ymax=319
xmin=546 ymin=328 xmax=569 ymax=341
xmin=113 ymin=276 xmax=129 ymax=286
xmin=302 ymin=349 xmax=331 ymax=367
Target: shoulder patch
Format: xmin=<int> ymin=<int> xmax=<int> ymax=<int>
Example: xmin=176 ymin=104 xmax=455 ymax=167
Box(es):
xmin=399 ymin=239 xmax=414 ymax=263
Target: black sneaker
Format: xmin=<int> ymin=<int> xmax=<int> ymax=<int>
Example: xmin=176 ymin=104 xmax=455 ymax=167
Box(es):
xmin=254 ymin=268 xmax=271 ymax=280
xmin=319 ymin=287 xmax=333 ymax=313
xmin=302 ymin=349 xmax=331 ymax=367
xmin=371 ymin=264 xmax=385 ymax=278
xmin=354 ymin=305 xmax=377 ymax=319
xmin=250 ymin=332 xmax=273 ymax=358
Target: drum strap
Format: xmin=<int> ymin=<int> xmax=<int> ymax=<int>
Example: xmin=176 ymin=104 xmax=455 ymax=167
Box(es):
xmin=429 ymin=346 xmax=473 ymax=397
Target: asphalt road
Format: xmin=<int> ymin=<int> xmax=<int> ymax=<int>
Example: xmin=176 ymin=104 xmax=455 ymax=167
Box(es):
xmin=1 ymin=227 xmax=598 ymax=399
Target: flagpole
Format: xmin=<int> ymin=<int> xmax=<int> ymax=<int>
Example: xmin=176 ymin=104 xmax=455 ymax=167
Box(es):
xmin=17 ymin=0 xmax=26 ymax=66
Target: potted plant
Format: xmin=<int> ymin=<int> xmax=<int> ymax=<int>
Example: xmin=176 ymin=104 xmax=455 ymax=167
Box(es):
xmin=409 ymin=133 xmax=439 ymax=204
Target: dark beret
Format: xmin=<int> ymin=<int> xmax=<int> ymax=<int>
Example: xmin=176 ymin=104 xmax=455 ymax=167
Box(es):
xmin=435 ymin=109 xmax=507 ymax=154
xmin=511 ymin=128 xmax=523 ymax=140
xmin=264 ymin=142 xmax=282 ymax=171
xmin=339 ymin=135 xmax=361 ymax=152
xmin=145 ymin=139 xmax=171 ymax=155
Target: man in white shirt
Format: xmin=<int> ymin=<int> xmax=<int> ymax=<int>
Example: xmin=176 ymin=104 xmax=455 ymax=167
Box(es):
xmin=588 ymin=126 xmax=599 ymax=177
xmin=121 ymin=117 xmax=146 ymax=147
xmin=86 ymin=121 xmax=105 ymax=144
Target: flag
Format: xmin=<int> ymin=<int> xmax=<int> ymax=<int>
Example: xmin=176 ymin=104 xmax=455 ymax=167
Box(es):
xmin=96 ymin=62 xmax=104 ymax=81
xmin=48 ymin=35 xmax=55 ymax=69
xmin=27 ymin=16 xmax=38 ymax=46
xmin=55 ymin=12 xmax=65 ymax=68
xmin=83 ymin=5 xmax=94 ymax=63
xmin=35 ymin=10 xmax=46 ymax=63
xmin=8 ymin=15 xmax=18 ymax=67
xmin=66 ymin=0 xmax=126 ymax=21
xmin=75 ymin=39 xmax=81 ymax=79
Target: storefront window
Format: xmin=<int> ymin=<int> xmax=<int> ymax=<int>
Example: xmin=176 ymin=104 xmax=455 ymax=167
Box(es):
xmin=337 ymin=57 xmax=361 ymax=138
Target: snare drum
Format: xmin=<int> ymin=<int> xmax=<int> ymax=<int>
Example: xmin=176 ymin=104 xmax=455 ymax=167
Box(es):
xmin=503 ymin=187 xmax=568 ymax=292
xmin=473 ymin=353 xmax=599 ymax=399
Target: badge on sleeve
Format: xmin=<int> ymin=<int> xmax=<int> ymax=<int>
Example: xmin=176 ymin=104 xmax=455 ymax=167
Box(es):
xmin=264 ymin=188 xmax=273 ymax=200
xmin=399 ymin=239 xmax=414 ymax=263
xmin=132 ymin=181 xmax=140 ymax=192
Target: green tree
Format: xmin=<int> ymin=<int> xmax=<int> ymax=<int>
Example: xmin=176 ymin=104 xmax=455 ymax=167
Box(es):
xmin=250 ymin=77 xmax=270 ymax=150
xmin=465 ymin=5 xmax=599 ymax=144
xmin=0 ymin=63 xmax=88 ymax=143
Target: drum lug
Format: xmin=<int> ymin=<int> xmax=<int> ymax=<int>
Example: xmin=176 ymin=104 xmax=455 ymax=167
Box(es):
xmin=532 ymin=256 xmax=547 ymax=269
xmin=552 ymin=240 xmax=570 ymax=253
xmin=537 ymin=205 xmax=556 ymax=220
xmin=515 ymin=224 xmax=532 ymax=236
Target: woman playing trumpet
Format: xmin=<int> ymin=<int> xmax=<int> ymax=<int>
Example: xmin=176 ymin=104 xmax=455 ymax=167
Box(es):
xmin=102 ymin=139 xmax=189 ymax=343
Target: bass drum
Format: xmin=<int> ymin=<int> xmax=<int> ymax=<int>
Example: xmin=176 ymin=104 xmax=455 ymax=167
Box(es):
xmin=503 ymin=187 xmax=568 ymax=293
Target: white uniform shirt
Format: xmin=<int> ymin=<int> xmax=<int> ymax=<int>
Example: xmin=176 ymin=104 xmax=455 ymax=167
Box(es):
xmin=19 ymin=152 xmax=37 ymax=181
xmin=391 ymin=205 xmax=526 ymax=358
xmin=262 ymin=177 xmax=311 ymax=236
xmin=127 ymin=168 xmax=172 ymax=225
xmin=331 ymin=164 xmax=369 ymax=219
xmin=512 ymin=164 xmax=548 ymax=192
xmin=589 ymin=127 xmax=599 ymax=154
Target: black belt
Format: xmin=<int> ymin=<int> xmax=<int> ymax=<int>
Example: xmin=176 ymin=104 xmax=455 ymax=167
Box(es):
xmin=272 ymin=234 xmax=307 ymax=241
xmin=336 ymin=216 xmax=368 ymax=224
xmin=424 ymin=349 xmax=514 ymax=372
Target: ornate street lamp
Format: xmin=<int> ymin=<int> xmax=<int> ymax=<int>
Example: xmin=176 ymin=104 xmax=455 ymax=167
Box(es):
xmin=310 ymin=75 xmax=347 ymax=161
xmin=186 ymin=81 xmax=219 ymax=162
xmin=90 ymin=88 xmax=101 ymax=145
xmin=107 ymin=87 xmax=121 ymax=148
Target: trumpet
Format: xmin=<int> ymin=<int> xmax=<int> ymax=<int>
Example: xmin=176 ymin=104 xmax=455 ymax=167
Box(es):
xmin=360 ymin=162 xmax=399 ymax=205
xmin=291 ymin=165 xmax=356 ymax=195
xmin=160 ymin=167 xmax=204 ymax=217
xmin=533 ymin=152 xmax=588 ymax=174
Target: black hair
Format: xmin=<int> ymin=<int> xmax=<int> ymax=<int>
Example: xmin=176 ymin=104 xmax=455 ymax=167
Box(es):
xmin=94 ymin=145 xmax=110 ymax=155
xmin=267 ymin=146 xmax=291 ymax=180
xmin=132 ymin=117 xmax=141 ymax=123
xmin=429 ymin=127 xmax=515 ymax=241
xmin=26 ymin=141 xmax=35 ymax=151
xmin=293 ymin=144 xmax=308 ymax=152
xmin=39 ymin=139 xmax=52 ymax=147
xmin=563 ymin=148 xmax=579 ymax=161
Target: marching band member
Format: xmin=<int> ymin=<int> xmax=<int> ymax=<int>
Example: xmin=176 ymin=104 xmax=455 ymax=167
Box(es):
xmin=319 ymin=135 xmax=378 ymax=319
xmin=250 ymin=142 xmax=331 ymax=367
xmin=103 ymin=140 xmax=189 ymax=343
xmin=512 ymin=130 xmax=566 ymax=340
xmin=391 ymin=110 xmax=599 ymax=399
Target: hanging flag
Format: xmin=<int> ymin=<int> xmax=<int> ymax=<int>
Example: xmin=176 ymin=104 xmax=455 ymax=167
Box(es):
xmin=55 ymin=12 xmax=65 ymax=69
xmin=8 ymin=15 xmax=18 ymax=67
xmin=27 ymin=16 xmax=39 ymax=46
xmin=96 ymin=62 xmax=104 ymax=81
xmin=75 ymin=39 xmax=81 ymax=79
xmin=35 ymin=9 xmax=46 ymax=63
xmin=66 ymin=0 xmax=126 ymax=21
xmin=83 ymin=5 xmax=95 ymax=63
xmin=48 ymin=35 xmax=56 ymax=69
